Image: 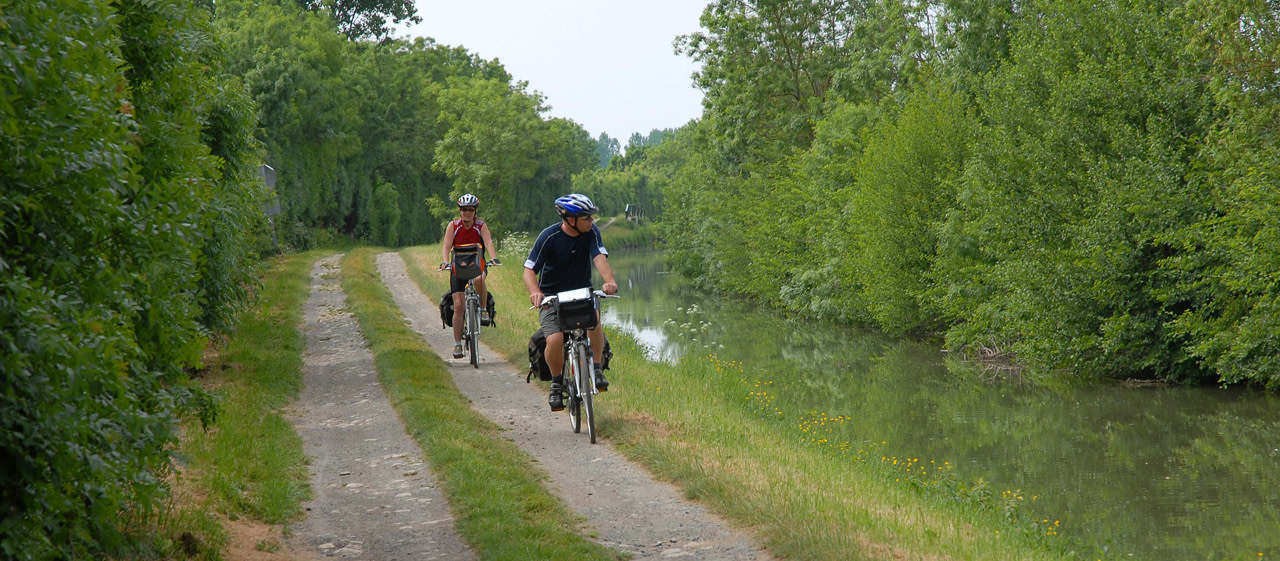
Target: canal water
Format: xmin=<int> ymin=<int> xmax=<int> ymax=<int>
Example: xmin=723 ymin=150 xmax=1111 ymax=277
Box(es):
xmin=600 ymin=250 xmax=1280 ymax=560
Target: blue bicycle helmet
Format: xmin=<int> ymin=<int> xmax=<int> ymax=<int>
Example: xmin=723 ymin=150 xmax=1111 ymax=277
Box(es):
xmin=555 ymin=194 xmax=598 ymax=217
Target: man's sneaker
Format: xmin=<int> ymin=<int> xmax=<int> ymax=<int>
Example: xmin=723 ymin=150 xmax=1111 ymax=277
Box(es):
xmin=593 ymin=366 xmax=609 ymax=392
xmin=452 ymin=343 xmax=464 ymax=358
xmin=548 ymin=378 xmax=565 ymax=411
xmin=481 ymin=310 xmax=492 ymax=324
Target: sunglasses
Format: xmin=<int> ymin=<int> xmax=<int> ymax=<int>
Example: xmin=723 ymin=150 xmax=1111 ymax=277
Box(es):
xmin=459 ymin=207 xmax=476 ymax=212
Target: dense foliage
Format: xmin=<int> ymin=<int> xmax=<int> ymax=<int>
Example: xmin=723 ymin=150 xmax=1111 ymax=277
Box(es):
xmin=644 ymin=0 xmax=1280 ymax=387
xmin=3 ymin=0 xmax=600 ymax=554
xmin=1 ymin=0 xmax=264 ymax=557
xmin=213 ymin=0 xmax=597 ymax=246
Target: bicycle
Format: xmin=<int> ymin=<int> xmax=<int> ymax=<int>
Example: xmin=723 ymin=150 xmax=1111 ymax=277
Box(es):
xmin=441 ymin=259 xmax=500 ymax=368
xmin=538 ymin=288 xmax=618 ymax=443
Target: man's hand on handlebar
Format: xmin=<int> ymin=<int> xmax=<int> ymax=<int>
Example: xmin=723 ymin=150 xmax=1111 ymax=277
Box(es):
xmin=438 ymin=262 xmax=450 ymax=271
xmin=601 ymin=281 xmax=618 ymax=295
xmin=529 ymin=292 xmax=544 ymax=308
xmin=487 ymin=258 xmax=502 ymax=267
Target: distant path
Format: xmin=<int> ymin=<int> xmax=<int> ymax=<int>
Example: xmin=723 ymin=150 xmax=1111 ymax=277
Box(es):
xmin=288 ymin=255 xmax=476 ymax=560
xmin=376 ymin=252 xmax=773 ymax=561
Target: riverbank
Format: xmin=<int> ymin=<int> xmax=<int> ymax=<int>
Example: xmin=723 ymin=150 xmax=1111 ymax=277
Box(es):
xmin=173 ymin=246 xmax=1080 ymax=560
xmin=400 ymin=244 xmax=1078 ymax=560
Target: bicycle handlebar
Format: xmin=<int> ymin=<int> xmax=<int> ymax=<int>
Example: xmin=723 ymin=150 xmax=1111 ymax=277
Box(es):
xmin=531 ymin=290 xmax=618 ymax=309
xmin=438 ymin=259 xmax=502 ymax=271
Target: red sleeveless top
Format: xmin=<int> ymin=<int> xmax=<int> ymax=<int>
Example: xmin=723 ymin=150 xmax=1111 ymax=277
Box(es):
xmin=449 ymin=218 xmax=485 ymax=248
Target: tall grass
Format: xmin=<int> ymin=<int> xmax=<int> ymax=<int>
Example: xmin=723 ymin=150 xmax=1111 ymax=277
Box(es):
xmin=401 ymin=243 xmax=1082 ymax=561
xmin=171 ymin=251 xmax=324 ymax=559
xmin=340 ymin=248 xmax=622 ymax=561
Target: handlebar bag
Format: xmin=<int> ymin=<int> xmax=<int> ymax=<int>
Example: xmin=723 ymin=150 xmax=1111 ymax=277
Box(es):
xmin=451 ymin=243 xmax=484 ymax=281
xmin=554 ymin=288 xmax=598 ymax=331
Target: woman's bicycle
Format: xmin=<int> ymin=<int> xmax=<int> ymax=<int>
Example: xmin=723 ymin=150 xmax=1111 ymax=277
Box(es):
xmin=538 ymin=288 xmax=617 ymax=443
xmin=441 ymin=259 xmax=499 ymax=368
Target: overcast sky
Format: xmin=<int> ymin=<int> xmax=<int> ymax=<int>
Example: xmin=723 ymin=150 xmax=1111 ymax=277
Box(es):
xmin=397 ymin=0 xmax=707 ymax=142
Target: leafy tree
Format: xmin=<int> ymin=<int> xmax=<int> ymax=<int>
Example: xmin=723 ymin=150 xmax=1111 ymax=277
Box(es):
xmin=594 ymin=132 xmax=621 ymax=168
xmin=839 ymin=0 xmax=937 ymax=103
xmin=933 ymin=0 xmax=1215 ymax=379
xmin=515 ymin=116 xmax=598 ymax=230
xmin=433 ymin=76 xmax=546 ymax=231
xmin=935 ymin=0 xmax=1018 ymax=91
xmin=2 ymin=0 xmax=262 ymax=556
xmin=847 ymin=79 xmax=976 ymax=334
xmin=678 ymin=0 xmax=871 ymax=164
xmin=1161 ymin=0 xmax=1280 ymax=387
xmin=371 ymin=179 xmax=402 ymax=246
xmin=216 ymin=0 xmax=360 ymax=248
xmin=295 ymin=0 xmax=421 ymax=41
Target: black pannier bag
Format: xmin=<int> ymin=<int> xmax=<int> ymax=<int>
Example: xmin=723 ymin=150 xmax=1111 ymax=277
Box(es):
xmin=451 ymin=243 xmax=484 ymax=281
xmin=439 ymin=291 xmax=454 ymax=328
xmin=482 ymin=292 xmax=497 ymax=327
xmin=554 ymin=288 xmax=598 ymax=331
xmin=439 ymin=291 xmax=497 ymax=328
xmin=527 ymin=329 xmax=554 ymax=382
xmin=526 ymin=328 xmax=613 ymax=383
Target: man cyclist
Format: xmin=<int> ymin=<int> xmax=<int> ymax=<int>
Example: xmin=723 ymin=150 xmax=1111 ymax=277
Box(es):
xmin=440 ymin=194 xmax=498 ymax=359
xmin=524 ymin=194 xmax=618 ymax=411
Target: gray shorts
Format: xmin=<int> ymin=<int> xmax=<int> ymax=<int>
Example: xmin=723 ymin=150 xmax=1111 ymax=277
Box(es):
xmin=538 ymin=306 xmax=561 ymax=336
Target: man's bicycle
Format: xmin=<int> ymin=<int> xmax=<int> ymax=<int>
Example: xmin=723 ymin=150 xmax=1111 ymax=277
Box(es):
xmin=538 ymin=288 xmax=617 ymax=443
xmin=441 ymin=259 xmax=499 ymax=368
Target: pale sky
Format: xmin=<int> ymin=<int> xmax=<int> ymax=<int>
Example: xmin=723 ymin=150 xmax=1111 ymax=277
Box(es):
xmin=397 ymin=0 xmax=707 ymax=142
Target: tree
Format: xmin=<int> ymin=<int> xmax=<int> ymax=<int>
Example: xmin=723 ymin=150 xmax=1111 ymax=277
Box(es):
xmin=2 ymin=0 xmax=262 ymax=555
xmin=1161 ymin=0 xmax=1280 ymax=387
xmin=933 ymin=0 xmax=1215 ymax=379
xmin=433 ymin=76 xmax=545 ymax=230
xmin=678 ymin=0 xmax=872 ymax=163
xmin=371 ymin=180 xmax=401 ymax=246
xmin=594 ymin=132 xmax=621 ymax=168
xmin=295 ymin=0 xmax=421 ymax=41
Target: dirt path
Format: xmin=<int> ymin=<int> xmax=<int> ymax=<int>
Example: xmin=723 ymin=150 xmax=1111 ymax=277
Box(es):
xmin=375 ymin=252 xmax=773 ymax=561
xmin=268 ymin=253 xmax=772 ymax=560
xmin=286 ymin=255 xmax=475 ymax=560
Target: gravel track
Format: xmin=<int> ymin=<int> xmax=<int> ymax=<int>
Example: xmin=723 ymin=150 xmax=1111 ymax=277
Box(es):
xmin=283 ymin=252 xmax=772 ymax=560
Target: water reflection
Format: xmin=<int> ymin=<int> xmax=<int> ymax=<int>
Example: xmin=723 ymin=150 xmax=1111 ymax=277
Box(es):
xmin=603 ymin=250 xmax=1280 ymax=560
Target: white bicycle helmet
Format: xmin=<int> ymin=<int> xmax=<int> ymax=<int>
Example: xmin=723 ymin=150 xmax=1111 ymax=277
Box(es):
xmin=554 ymin=193 xmax=598 ymax=217
xmin=457 ymin=193 xmax=479 ymax=207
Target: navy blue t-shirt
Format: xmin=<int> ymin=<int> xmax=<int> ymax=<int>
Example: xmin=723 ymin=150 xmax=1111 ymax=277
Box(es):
xmin=524 ymin=223 xmax=607 ymax=294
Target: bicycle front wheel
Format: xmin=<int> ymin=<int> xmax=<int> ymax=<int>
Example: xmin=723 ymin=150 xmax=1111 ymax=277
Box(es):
xmin=466 ymin=295 xmax=480 ymax=368
xmin=565 ymin=355 xmax=581 ymax=433
xmin=575 ymin=341 xmax=596 ymax=444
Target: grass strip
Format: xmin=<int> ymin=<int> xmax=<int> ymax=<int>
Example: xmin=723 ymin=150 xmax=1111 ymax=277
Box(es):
xmin=340 ymin=248 xmax=622 ymax=561
xmin=401 ymin=243 xmax=1081 ymax=561
xmin=183 ymin=251 xmax=317 ymax=524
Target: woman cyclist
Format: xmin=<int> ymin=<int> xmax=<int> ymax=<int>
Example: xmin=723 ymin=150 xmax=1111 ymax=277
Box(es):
xmin=440 ymin=194 xmax=498 ymax=358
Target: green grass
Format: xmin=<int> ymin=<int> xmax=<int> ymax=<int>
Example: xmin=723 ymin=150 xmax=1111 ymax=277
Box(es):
xmin=340 ymin=248 xmax=622 ymax=561
xmin=183 ymin=252 xmax=317 ymax=522
xmin=164 ymin=251 xmax=325 ymax=559
xmin=401 ymin=243 xmax=1083 ymax=561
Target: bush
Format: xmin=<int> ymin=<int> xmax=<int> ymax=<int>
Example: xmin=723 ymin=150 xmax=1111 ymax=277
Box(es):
xmin=1 ymin=0 xmax=262 ymax=556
